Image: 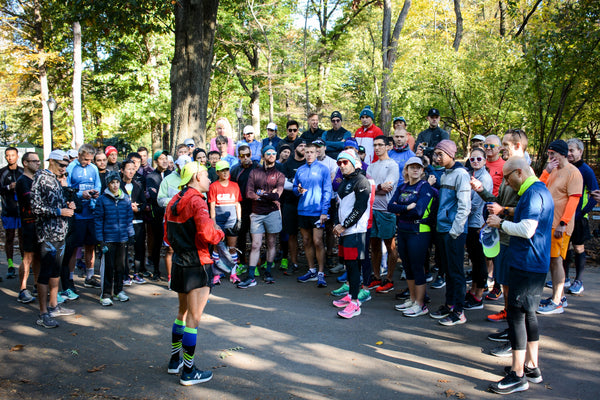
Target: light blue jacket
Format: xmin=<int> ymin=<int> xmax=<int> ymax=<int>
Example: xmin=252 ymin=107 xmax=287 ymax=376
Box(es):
xmin=469 ymin=167 xmax=493 ymax=228
xmin=436 ymin=162 xmax=471 ymax=237
xmin=66 ymin=160 xmax=101 ymax=220
xmin=293 ymin=160 xmax=332 ymax=216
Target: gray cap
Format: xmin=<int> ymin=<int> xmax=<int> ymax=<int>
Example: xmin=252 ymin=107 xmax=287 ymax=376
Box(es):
xmin=405 ymin=156 xmax=424 ymax=167
xmin=472 ymin=134 xmax=486 ymax=142
xmin=47 ymin=150 xmax=68 ymax=161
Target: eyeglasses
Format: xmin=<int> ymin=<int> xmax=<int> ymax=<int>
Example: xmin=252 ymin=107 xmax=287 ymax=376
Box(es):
xmin=243 ymin=132 xmax=253 ymax=135
xmin=187 ymin=144 xmax=194 ymax=147
xmin=26 ymin=159 xmax=40 ymax=163
xmin=504 ymin=169 xmax=518 ymax=182
xmin=432 ymin=152 xmax=444 ymax=158
xmin=483 ymin=144 xmax=497 ymax=149
xmin=337 ymin=160 xmax=350 ymax=166
xmin=264 ymin=151 xmax=277 ymax=156
xmin=287 ymin=128 xmax=298 ymax=132
xmin=469 ymin=157 xmax=483 ymax=162
xmin=331 ymin=119 xmax=341 ymax=123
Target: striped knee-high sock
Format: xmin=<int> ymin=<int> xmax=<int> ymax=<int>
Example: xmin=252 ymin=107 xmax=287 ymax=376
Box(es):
xmin=182 ymin=326 xmax=197 ymax=373
xmin=171 ymin=319 xmax=185 ymax=362
xmin=212 ymin=250 xmax=220 ymax=262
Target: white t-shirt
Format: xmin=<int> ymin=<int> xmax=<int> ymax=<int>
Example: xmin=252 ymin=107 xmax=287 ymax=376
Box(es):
xmin=366 ymin=158 xmax=400 ymax=211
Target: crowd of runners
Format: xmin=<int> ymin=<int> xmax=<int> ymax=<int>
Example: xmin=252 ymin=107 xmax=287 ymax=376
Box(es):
xmin=2 ymin=106 xmax=599 ymax=391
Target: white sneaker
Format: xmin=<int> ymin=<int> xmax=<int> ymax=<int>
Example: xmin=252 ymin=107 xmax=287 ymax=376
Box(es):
xmin=403 ymin=303 xmax=428 ymax=317
xmin=113 ymin=291 xmax=129 ymax=302
xmin=100 ymin=296 xmax=113 ymax=306
xmin=394 ymin=299 xmax=414 ymax=311
xmin=329 ymin=263 xmax=346 ymax=274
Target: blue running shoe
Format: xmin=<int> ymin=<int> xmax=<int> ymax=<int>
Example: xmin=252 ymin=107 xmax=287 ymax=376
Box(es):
xmin=180 ymin=367 xmax=213 ymax=386
xmin=297 ymin=270 xmax=318 ymax=283
xmin=336 ymin=271 xmax=348 ymax=283
xmin=168 ymin=358 xmax=183 ymax=374
xmin=568 ymin=280 xmax=584 ymax=295
xmin=317 ymin=274 xmax=327 ymax=287
xmin=537 ymin=300 xmax=563 ymax=315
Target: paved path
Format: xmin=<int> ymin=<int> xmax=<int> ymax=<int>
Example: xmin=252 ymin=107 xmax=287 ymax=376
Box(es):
xmin=1 ymin=255 xmax=599 ymax=399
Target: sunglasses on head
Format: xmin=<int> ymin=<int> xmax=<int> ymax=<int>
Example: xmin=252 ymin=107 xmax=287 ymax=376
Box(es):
xmin=337 ymin=159 xmax=351 ymax=166
xmin=469 ymin=156 xmax=484 ymax=162
xmin=483 ymin=144 xmax=497 ymax=149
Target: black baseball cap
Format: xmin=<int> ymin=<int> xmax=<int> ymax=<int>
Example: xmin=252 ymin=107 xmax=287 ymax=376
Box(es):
xmin=428 ymin=108 xmax=440 ymax=117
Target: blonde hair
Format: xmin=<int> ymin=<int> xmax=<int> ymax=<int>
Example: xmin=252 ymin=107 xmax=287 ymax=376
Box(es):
xmin=215 ymin=117 xmax=233 ymax=138
xmin=402 ymin=162 xmax=426 ymax=183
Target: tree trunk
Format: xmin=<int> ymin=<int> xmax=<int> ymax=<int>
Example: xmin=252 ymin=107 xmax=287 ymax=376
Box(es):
xmin=170 ymin=0 xmax=219 ymax=153
xmin=33 ymin=0 xmax=51 ymax=162
xmin=452 ymin=0 xmax=463 ymax=51
xmin=380 ymin=0 xmax=411 ymax=135
xmin=72 ymin=21 xmax=84 ymax=149
xmin=302 ymin=0 xmax=310 ymax=116
xmin=499 ymin=0 xmax=506 ymax=36
xmin=144 ymin=34 xmax=162 ymax=155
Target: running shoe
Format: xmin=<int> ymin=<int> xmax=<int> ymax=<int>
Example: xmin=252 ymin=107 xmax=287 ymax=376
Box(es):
xmin=463 ymin=295 xmax=483 ymax=310
xmin=263 ymin=271 xmax=275 ymax=284
xmin=430 ymin=304 xmax=453 ymax=319
xmin=336 ymin=271 xmax=347 ymax=283
xmin=425 ymin=273 xmax=434 ymax=283
xmin=132 ymin=274 xmax=146 ymax=284
xmin=84 ymin=277 xmax=101 ymax=289
xmin=358 ymin=289 xmax=371 ymax=303
xmin=237 ymin=278 xmax=256 ymax=289
xmin=180 ymin=367 xmax=213 ymax=386
xmin=430 ymin=275 xmax=445 ymax=289
xmin=6 ymin=267 xmax=16 ymax=279
xmin=539 ymin=296 xmax=568 ymax=308
xmin=376 ymin=280 xmax=394 ymax=293
xmin=567 ymin=280 xmax=584 ymax=295
xmin=367 ymin=279 xmax=381 ymax=290
xmin=465 ymin=271 xmax=472 ymax=284
xmin=403 ymin=303 xmax=429 ymax=317
xmin=537 ymin=300 xmax=563 ymax=314
xmin=394 ymin=300 xmax=414 ymax=311
xmin=17 ymin=289 xmax=36 ymax=304
xmin=331 ymin=283 xmax=349 ymax=297
xmin=439 ymin=311 xmax=466 ymax=326
xmin=487 ymin=309 xmax=507 ymax=322
xmin=168 ymin=358 xmax=184 ymax=375
xmin=317 ymin=274 xmax=327 ymax=288
xmin=395 ymin=288 xmax=410 ymax=300
xmin=48 ymin=304 xmax=75 ymax=317
xmin=100 ymin=296 xmax=113 ymax=306
xmin=485 ymin=287 xmax=503 ymax=300
xmin=297 ymin=270 xmax=318 ymax=283
xmin=488 ymin=371 xmax=529 ymax=394
xmin=564 ymin=278 xmax=571 ymax=288
xmin=212 ymin=275 xmax=221 ymax=286
xmin=280 ymin=258 xmax=288 ymax=270
xmin=488 ymin=328 xmax=509 ymax=342
xmin=61 ymin=288 xmax=79 ymax=301
xmin=123 ymin=277 xmax=132 ymax=286
xmin=503 ymin=365 xmax=543 ymax=384
xmin=329 ymin=263 xmax=345 ymax=274
xmin=490 ymin=342 xmax=512 ymax=357
xmin=56 ymin=293 xmax=66 ymax=304
xmin=337 ymin=301 xmax=361 ymax=319
xmin=229 ymin=273 xmax=241 ymax=284
xmin=113 ymin=291 xmax=130 ymax=302
xmin=333 ymin=294 xmax=352 ymax=308
xmin=37 ymin=313 xmax=59 ymax=328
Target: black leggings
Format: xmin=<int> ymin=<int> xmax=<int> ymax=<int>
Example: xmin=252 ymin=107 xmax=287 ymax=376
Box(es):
xmin=101 ymin=243 xmax=126 ymax=297
xmin=347 ymin=260 xmax=361 ymax=300
xmin=132 ymin=223 xmax=146 ymax=273
xmin=507 ymin=268 xmax=546 ymax=351
xmin=466 ymin=227 xmax=487 ymax=288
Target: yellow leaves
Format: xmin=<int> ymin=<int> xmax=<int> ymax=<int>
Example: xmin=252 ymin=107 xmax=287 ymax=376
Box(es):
xmin=375 ymin=341 xmax=383 ymax=345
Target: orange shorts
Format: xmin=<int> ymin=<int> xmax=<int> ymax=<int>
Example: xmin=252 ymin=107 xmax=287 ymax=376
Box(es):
xmin=550 ymin=230 xmax=571 ymax=259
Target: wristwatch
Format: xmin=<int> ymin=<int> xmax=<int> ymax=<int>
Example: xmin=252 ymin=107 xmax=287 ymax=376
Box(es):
xmin=559 ymin=220 xmax=566 ymax=227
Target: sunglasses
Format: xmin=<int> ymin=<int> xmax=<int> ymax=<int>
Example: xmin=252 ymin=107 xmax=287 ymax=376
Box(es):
xmin=243 ymin=132 xmax=253 ymax=135
xmin=331 ymin=119 xmax=341 ymax=123
xmin=264 ymin=151 xmax=277 ymax=156
xmin=287 ymin=128 xmax=298 ymax=132
xmin=483 ymin=144 xmax=497 ymax=149
xmin=469 ymin=156 xmax=484 ymax=162
xmin=57 ymin=162 xmax=69 ymax=168
xmin=337 ymin=159 xmax=351 ymax=166
xmin=187 ymin=144 xmax=194 ymax=147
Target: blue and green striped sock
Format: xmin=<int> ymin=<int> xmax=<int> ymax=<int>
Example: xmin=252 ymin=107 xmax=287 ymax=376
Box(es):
xmin=171 ymin=319 xmax=185 ymax=362
xmin=182 ymin=326 xmax=197 ymax=373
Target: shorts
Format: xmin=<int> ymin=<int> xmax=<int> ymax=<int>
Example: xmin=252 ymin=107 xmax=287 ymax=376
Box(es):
xmin=1 ymin=216 xmax=21 ymax=230
xmin=507 ymin=267 xmax=546 ymax=312
xmin=571 ymin=218 xmax=591 ymax=246
xmin=21 ymin=221 xmax=39 ymax=253
xmin=550 ymin=230 xmax=570 ymax=259
xmin=493 ymin=244 xmax=510 ymax=286
xmin=71 ymin=219 xmax=97 ymax=247
xmin=38 ymin=240 xmax=65 ymax=285
xmin=298 ymin=215 xmax=322 ymax=230
xmin=339 ymin=232 xmax=367 ymax=261
xmin=370 ymin=210 xmax=397 ymax=239
xmin=281 ymin=202 xmax=299 ymax=235
xmin=250 ymin=211 xmax=282 ymax=234
xmin=170 ymin=257 xmax=213 ymax=293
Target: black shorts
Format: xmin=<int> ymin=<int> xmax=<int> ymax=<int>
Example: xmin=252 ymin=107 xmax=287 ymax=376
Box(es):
xmin=507 ymin=267 xmax=546 ymax=313
xmin=281 ymin=202 xmax=299 ymax=235
xmin=298 ymin=215 xmax=322 ymax=230
xmin=170 ymin=257 xmax=213 ymax=293
xmin=21 ymin=221 xmax=39 ymax=253
xmin=71 ymin=219 xmax=97 ymax=247
xmin=339 ymin=232 xmax=367 ymax=261
xmin=570 ymin=217 xmax=591 ymax=246
xmin=38 ymin=240 xmax=65 ymax=285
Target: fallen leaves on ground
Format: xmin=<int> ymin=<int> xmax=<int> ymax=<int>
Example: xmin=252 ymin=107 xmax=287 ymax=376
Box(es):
xmin=375 ymin=341 xmax=383 ymax=345
xmin=87 ymin=365 xmax=106 ymax=373
xmin=219 ymin=346 xmax=244 ymax=359
xmin=10 ymin=344 xmax=24 ymax=352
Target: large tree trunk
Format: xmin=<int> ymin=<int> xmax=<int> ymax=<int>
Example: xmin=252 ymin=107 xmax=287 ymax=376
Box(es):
xmin=33 ymin=0 xmax=51 ymax=162
xmin=499 ymin=0 xmax=506 ymax=36
xmin=144 ymin=34 xmax=162 ymax=155
xmin=72 ymin=21 xmax=84 ymax=149
xmin=452 ymin=0 xmax=463 ymax=51
xmin=170 ymin=0 xmax=219 ymax=152
xmin=380 ymin=0 xmax=411 ymax=135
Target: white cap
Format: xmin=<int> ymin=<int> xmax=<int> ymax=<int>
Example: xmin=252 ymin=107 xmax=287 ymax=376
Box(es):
xmin=67 ymin=149 xmax=78 ymax=159
xmin=472 ymin=134 xmax=486 ymax=142
xmin=47 ymin=150 xmax=69 ymax=161
xmin=266 ymin=122 xmax=277 ymax=131
xmin=184 ymin=138 xmax=195 ymax=146
xmin=243 ymin=125 xmax=255 ymax=135
xmin=175 ymin=154 xmax=192 ymax=168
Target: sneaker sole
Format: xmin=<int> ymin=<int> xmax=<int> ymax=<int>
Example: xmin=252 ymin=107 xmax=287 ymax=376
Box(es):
xmin=179 ymin=374 xmax=213 ymax=386
xmin=536 ymin=307 xmax=564 ymax=315
xmin=297 ymin=278 xmax=318 ymax=283
xmin=464 ymin=304 xmax=484 ymax=310
xmin=404 ymin=309 xmax=428 ymax=317
xmin=168 ymin=362 xmax=184 ymax=375
xmin=237 ymin=282 xmax=257 ymax=289
xmin=36 ymin=321 xmax=58 ymax=328
xmin=338 ymin=309 xmax=361 ymax=319
xmin=489 ymin=382 xmax=529 ymax=394
xmin=376 ymin=288 xmax=394 ymax=294
xmin=431 ymin=284 xmax=446 ymax=289
xmin=430 ymin=313 xmax=450 ymax=320
xmin=17 ymin=298 xmax=36 ymax=304
xmin=488 ymin=336 xmax=509 ymax=342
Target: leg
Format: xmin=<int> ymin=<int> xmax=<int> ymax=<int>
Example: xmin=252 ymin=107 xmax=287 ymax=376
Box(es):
xmin=265 ymin=233 xmax=277 ymax=263
xmin=182 ymin=287 xmax=211 ymax=371
xmin=165 ymin=246 xmax=173 ymax=279
xmin=300 ymin=228 xmax=315 ymax=269
xmin=369 ymin=237 xmax=382 ymax=280
xmin=5 ymin=228 xmax=15 ymax=264
xmin=573 ymin=244 xmax=585 ymax=282
xmin=312 ymin=227 xmax=325 ymax=273
xmin=288 ymin=234 xmax=298 ymax=265
xmin=85 ymin=244 xmax=96 ymax=279
xmin=549 ymin=257 xmax=564 ymax=304
xmin=383 ymin=237 xmax=398 ymax=281
xmin=249 ymin=233 xmax=264 ymax=276
xmin=19 ymin=252 xmax=33 ymax=291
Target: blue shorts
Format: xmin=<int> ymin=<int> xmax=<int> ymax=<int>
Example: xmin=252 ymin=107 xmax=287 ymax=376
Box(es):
xmin=493 ymin=244 xmax=510 ymax=286
xmin=71 ymin=219 xmax=97 ymax=247
xmin=1 ymin=216 xmax=21 ymax=230
xmin=370 ymin=210 xmax=396 ymax=240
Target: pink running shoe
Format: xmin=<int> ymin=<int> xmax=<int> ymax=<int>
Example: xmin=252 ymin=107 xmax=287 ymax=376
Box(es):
xmin=338 ymin=301 xmax=361 ymax=319
xmin=212 ymin=275 xmax=221 ymax=285
xmin=229 ymin=273 xmax=241 ymax=284
xmin=333 ymin=294 xmax=352 ymax=308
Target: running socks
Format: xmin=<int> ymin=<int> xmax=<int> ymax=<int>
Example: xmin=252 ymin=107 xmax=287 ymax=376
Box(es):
xmin=182 ymin=326 xmax=198 ymax=373
xmin=171 ymin=319 xmax=185 ymax=362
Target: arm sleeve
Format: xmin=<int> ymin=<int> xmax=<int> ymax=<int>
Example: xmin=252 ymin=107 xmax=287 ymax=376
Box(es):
xmin=31 ymin=178 xmax=60 ymax=217
xmin=581 ymin=168 xmax=599 ymax=216
xmin=126 ymin=199 xmax=135 ymax=237
xmin=501 ymin=219 xmax=538 ymax=239
xmin=539 ymin=170 xmax=550 ymax=185
xmin=193 ymin=198 xmax=225 ymax=245
xmin=342 ymin=179 xmax=370 ymax=228
xmin=561 ymin=195 xmax=581 ymax=225
xmin=387 ymin=185 xmax=408 ymax=214
xmin=93 ymin=165 xmax=101 ymax=193
xmin=292 ymin=172 xmax=301 ymax=197
xmin=261 ymin=172 xmax=285 ymax=202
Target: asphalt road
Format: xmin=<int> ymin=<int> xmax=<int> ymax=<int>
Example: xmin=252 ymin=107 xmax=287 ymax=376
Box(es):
xmin=1 ymin=254 xmax=599 ymax=400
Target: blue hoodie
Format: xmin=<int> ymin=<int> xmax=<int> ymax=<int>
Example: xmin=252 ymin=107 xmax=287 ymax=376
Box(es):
xmin=388 ymin=144 xmax=415 ymax=185
xmin=293 ymin=160 xmax=332 ymax=216
xmin=436 ymin=161 xmax=471 ymax=237
xmin=66 ymin=159 xmax=101 ymax=220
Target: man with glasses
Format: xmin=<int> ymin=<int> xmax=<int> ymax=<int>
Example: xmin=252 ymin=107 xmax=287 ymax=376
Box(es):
xmin=484 ymin=135 xmax=505 ymax=196
xmin=294 ymin=143 xmax=332 ymax=287
xmin=31 ymin=150 xmax=76 ymax=328
xmin=184 ymin=138 xmax=195 ymax=156
xmin=0 ymin=146 xmax=23 ymax=279
xmin=237 ymin=146 xmax=285 ymax=288
xmin=278 ymin=120 xmax=302 ymax=152
xmin=15 ymin=152 xmax=41 ymax=303
xmin=414 ymin=108 xmax=449 ymax=158
xmin=262 ymin=122 xmax=282 ymax=149
xmin=322 ymin=111 xmax=351 ymax=160
xmin=237 ymin=125 xmax=262 ymax=162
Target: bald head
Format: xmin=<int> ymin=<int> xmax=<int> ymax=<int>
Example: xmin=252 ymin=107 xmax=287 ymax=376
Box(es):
xmin=503 ymin=156 xmax=533 ymax=191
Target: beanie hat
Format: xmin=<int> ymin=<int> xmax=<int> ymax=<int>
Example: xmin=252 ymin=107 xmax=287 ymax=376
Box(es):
xmin=337 ymin=150 xmax=357 ymax=168
xmin=331 ymin=111 xmax=342 ymax=121
xmin=548 ymin=140 xmax=568 ymax=157
xmin=105 ymin=170 xmax=121 ymax=185
xmin=359 ymin=105 xmax=374 ymax=120
xmin=262 ymin=145 xmax=276 ymax=155
xmin=344 ymin=137 xmax=359 ymax=150
xmin=435 ymin=139 xmax=457 ymax=158
xmin=105 ymin=146 xmax=118 ymax=156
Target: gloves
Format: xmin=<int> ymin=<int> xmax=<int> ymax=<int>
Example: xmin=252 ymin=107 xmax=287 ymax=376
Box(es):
xmin=128 ymin=236 xmax=135 ymax=245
